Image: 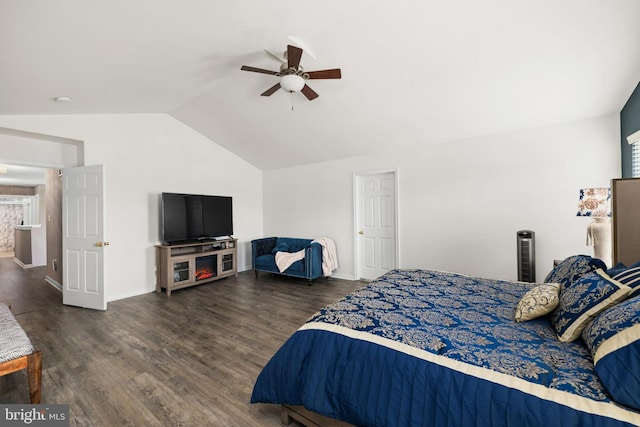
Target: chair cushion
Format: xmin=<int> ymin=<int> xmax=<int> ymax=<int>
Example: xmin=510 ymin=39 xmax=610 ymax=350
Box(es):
xmin=276 ymin=238 xmax=312 ymax=253
xmin=255 ymin=254 xmax=305 ymax=273
xmin=283 ymin=259 xmax=305 ymax=273
xmin=0 ymin=304 xmax=34 ymax=363
xmin=255 ymin=254 xmax=277 ymax=270
xmin=272 ymin=242 xmax=289 ymax=254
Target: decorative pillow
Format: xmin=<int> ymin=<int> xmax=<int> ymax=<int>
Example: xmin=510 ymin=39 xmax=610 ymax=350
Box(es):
xmin=582 ymin=295 xmax=640 ymax=410
xmin=612 ymin=265 xmax=640 ymax=298
xmin=543 ymin=255 xmax=606 ymax=290
xmin=607 ymin=262 xmax=628 ymax=277
xmin=271 ymin=242 xmax=289 ymax=254
xmin=514 ymin=283 xmax=560 ymax=322
xmin=550 ymin=269 xmax=631 ymax=342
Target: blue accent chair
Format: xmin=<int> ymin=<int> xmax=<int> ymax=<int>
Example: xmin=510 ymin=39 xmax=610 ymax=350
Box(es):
xmin=251 ymin=237 xmax=324 ymax=284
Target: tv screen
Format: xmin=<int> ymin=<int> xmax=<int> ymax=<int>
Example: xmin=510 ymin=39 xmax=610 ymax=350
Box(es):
xmin=161 ymin=193 xmax=233 ymax=244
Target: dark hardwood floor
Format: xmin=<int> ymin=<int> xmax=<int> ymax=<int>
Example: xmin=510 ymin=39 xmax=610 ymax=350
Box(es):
xmin=0 ymin=257 xmax=364 ymax=426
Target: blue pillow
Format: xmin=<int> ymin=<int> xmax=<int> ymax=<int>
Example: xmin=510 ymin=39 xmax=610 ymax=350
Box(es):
xmin=606 ymin=262 xmax=627 ymax=277
xmin=582 ymin=296 xmax=640 ymax=410
xmin=550 ymin=269 xmax=631 ymax=342
xmin=272 ymin=242 xmax=289 ymax=254
xmin=544 ymin=255 xmax=607 ymax=290
xmin=611 ymin=265 xmax=640 ymax=298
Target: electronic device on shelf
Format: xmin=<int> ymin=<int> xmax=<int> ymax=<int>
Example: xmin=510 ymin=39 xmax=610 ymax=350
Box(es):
xmin=161 ymin=192 xmax=233 ymax=245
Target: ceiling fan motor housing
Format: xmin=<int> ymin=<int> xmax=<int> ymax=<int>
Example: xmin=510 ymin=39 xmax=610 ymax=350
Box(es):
xmin=279 ymin=64 xmax=309 ymax=80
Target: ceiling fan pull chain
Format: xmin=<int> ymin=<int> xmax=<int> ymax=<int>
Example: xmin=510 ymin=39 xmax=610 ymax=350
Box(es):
xmin=291 ymin=92 xmax=294 ymax=111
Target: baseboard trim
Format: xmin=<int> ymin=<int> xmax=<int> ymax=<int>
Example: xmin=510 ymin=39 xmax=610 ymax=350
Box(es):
xmin=44 ymin=276 xmax=62 ymax=292
xmin=108 ymin=288 xmax=154 ymax=303
xmin=329 ymin=273 xmax=355 ymax=281
xmin=13 ymin=258 xmax=33 ymax=269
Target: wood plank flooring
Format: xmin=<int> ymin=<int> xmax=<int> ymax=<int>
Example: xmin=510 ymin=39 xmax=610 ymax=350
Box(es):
xmin=0 ymin=258 xmax=365 ymax=426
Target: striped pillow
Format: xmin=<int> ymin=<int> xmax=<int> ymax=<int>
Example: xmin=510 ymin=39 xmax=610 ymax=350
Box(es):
xmin=612 ymin=266 xmax=640 ymax=297
xmin=582 ymin=296 xmax=640 ymax=409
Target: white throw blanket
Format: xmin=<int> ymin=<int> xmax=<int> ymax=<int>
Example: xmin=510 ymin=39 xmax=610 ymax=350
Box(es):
xmin=312 ymin=237 xmax=339 ymax=276
xmin=275 ymin=249 xmax=306 ymax=273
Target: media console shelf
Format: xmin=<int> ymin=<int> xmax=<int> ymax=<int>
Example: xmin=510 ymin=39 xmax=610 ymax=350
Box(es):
xmin=155 ymin=238 xmax=237 ymax=295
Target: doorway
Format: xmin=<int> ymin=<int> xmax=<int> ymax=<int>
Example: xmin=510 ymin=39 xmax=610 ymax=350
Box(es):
xmin=0 ymin=126 xmax=84 ymax=303
xmin=0 ymin=195 xmax=29 ymax=258
xmin=0 ymin=167 xmax=60 ymax=293
xmin=353 ymin=170 xmax=399 ymax=281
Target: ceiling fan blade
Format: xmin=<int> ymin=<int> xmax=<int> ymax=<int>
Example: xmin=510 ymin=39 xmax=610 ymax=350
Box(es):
xmin=287 ymin=45 xmax=303 ymax=70
xmin=301 ymin=84 xmax=319 ymax=101
xmin=306 ymin=69 xmax=342 ymax=80
xmin=241 ymin=65 xmax=279 ymax=76
xmin=261 ymin=83 xmax=281 ymax=96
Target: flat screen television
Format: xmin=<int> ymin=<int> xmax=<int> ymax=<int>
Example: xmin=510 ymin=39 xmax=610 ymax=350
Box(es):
xmin=161 ymin=192 xmax=233 ymax=244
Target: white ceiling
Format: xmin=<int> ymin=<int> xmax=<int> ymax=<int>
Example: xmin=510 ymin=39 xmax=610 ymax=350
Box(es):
xmin=1 ymin=0 xmax=639 ymax=171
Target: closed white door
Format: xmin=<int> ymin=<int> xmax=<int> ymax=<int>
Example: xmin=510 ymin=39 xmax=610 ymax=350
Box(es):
xmin=355 ymin=171 xmax=398 ymax=280
xmin=62 ymin=165 xmax=107 ymax=310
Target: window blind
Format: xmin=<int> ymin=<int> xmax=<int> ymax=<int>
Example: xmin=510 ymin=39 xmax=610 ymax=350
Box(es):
xmin=633 ymin=142 xmax=640 ymax=177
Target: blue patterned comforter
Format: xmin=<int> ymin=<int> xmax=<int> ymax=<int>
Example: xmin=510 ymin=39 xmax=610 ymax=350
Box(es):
xmin=251 ymin=269 xmax=640 ymax=426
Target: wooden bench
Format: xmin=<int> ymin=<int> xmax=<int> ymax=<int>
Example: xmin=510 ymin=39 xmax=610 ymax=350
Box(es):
xmin=0 ymin=303 xmax=41 ymax=403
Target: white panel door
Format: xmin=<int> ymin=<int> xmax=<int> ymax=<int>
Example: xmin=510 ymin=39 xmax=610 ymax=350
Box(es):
xmin=62 ymin=165 xmax=107 ymax=310
xmin=355 ymin=171 xmax=397 ymax=280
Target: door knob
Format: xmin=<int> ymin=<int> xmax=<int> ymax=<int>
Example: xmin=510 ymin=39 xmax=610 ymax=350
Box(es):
xmin=95 ymin=241 xmax=111 ymax=247
xmin=358 ymin=230 xmax=364 ymax=235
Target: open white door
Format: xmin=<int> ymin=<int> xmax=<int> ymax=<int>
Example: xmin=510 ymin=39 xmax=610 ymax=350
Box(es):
xmin=354 ymin=171 xmax=398 ymax=281
xmin=62 ymin=165 xmax=107 ymax=310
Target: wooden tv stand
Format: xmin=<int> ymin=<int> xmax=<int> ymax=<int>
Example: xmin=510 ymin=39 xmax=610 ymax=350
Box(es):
xmin=155 ymin=238 xmax=237 ymax=295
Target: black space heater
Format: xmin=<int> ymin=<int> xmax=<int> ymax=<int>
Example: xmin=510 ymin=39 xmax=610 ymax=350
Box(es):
xmin=517 ymin=230 xmax=535 ymax=283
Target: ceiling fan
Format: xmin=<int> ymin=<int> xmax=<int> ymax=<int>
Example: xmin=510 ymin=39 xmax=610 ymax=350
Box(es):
xmin=241 ymin=45 xmax=341 ymax=101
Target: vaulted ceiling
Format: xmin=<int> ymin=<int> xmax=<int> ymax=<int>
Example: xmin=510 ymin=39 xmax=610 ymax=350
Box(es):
xmin=2 ymin=0 xmax=639 ymax=171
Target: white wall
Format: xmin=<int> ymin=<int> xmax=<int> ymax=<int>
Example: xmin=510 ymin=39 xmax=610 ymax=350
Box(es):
xmin=0 ymin=128 xmax=82 ymax=168
xmin=0 ymin=113 xmax=622 ymax=299
xmin=263 ymin=114 xmax=621 ymax=282
xmin=0 ymin=114 xmax=263 ymax=302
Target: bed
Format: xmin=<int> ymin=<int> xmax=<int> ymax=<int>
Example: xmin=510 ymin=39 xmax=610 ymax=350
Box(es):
xmin=251 ymin=256 xmax=640 ymax=427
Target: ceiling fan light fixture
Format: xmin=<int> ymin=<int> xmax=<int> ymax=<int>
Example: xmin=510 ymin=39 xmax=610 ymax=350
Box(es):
xmin=241 ymin=44 xmax=341 ymax=102
xmin=280 ymin=74 xmax=305 ymax=93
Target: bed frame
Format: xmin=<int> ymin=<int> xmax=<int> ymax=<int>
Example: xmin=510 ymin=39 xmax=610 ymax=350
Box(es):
xmin=281 ymin=405 xmax=354 ymax=427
